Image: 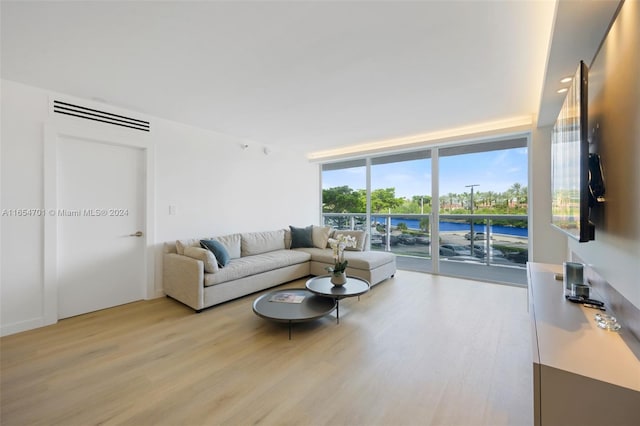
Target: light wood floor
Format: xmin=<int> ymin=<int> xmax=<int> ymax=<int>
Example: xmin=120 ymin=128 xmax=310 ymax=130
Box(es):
xmin=1 ymin=271 xmax=533 ymax=426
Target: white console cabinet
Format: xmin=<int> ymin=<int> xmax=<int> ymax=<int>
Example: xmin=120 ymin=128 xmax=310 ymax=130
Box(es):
xmin=527 ymin=262 xmax=640 ymax=426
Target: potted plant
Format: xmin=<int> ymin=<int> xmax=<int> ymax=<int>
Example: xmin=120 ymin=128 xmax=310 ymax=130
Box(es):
xmin=326 ymin=234 xmax=357 ymax=286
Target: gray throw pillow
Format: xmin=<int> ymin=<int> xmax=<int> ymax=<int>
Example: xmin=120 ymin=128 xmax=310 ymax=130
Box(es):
xmin=289 ymin=225 xmax=314 ymax=248
xmin=200 ymin=239 xmax=230 ymax=267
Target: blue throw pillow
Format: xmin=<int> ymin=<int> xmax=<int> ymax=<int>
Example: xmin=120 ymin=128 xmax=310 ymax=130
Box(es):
xmin=289 ymin=225 xmax=314 ymax=248
xmin=200 ymin=239 xmax=230 ymax=267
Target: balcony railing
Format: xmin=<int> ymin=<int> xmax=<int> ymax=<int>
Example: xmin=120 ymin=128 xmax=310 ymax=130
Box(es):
xmin=322 ymin=212 xmax=528 ymax=268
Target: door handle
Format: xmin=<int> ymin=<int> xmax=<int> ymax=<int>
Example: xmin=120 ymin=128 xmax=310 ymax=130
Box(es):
xmin=129 ymin=231 xmax=144 ymax=237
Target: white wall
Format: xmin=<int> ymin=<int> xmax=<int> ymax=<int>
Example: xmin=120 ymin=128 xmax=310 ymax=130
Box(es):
xmin=1 ymin=81 xmax=49 ymax=333
xmin=569 ymin=0 xmax=640 ymax=309
xmin=530 ymin=125 xmax=567 ymax=264
xmin=1 ymin=80 xmax=319 ymax=335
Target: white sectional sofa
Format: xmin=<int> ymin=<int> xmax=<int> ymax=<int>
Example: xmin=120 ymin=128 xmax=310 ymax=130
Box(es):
xmin=163 ymin=226 xmax=396 ymax=312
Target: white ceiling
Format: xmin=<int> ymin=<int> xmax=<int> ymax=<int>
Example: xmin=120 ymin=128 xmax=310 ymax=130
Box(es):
xmin=0 ymin=0 xmax=620 ymax=156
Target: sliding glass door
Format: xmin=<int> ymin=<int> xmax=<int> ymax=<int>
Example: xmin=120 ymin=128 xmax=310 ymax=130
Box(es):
xmin=437 ymin=139 xmax=528 ymax=283
xmin=321 ymin=136 xmax=529 ymax=285
xmin=370 ymin=151 xmax=431 ymax=264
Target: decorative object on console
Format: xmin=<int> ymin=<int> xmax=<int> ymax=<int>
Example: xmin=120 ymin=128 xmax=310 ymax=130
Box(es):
xmin=563 ymin=261 xmax=584 ymax=292
xmin=571 ymin=283 xmax=590 ymax=298
xmin=327 ymin=234 xmax=357 ymax=286
xmin=595 ymin=313 xmax=621 ymax=331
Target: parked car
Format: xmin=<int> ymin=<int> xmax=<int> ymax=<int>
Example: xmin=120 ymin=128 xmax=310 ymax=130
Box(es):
xmin=440 ymin=244 xmax=472 ymax=256
xmin=382 ymin=235 xmax=399 ymax=246
xmin=397 ymin=234 xmax=416 ymax=245
xmin=506 ymin=250 xmax=528 ymax=264
xmin=439 ymin=246 xmax=480 ymax=262
xmin=464 ymin=232 xmax=492 ymax=240
xmin=370 ymin=234 xmax=383 ymax=246
xmin=439 ymin=246 xmax=458 ymax=257
xmin=466 ymin=244 xmax=504 ymax=258
xmin=415 ymin=236 xmax=431 ymax=245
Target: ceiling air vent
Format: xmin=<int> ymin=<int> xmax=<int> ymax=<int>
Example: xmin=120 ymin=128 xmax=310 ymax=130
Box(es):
xmin=53 ymin=100 xmax=150 ymax=132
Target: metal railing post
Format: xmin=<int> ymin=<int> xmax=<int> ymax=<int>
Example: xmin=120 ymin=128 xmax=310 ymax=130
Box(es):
xmin=485 ymin=218 xmax=491 ymax=266
xmin=385 ymin=215 xmax=391 ymax=252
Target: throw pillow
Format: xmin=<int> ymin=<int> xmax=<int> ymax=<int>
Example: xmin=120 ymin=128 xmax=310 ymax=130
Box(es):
xmin=183 ymin=246 xmax=219 ymax=273
xmin=333 ymin=230 xmax=367 ymax=251
xmin=175 ymin=238 xmax=200 ymax=255
xmin=200 ymin=239 xmax=231 ymax=267
xmin=284 ymin=228 xmax=292 ymax=249
xmin=312 ymin=225 xmax=331 ymax=249
xmin=289 ymin=225 xmax=314 ymax=248
xmin=326 ymin=229 xmax=335 ymax=248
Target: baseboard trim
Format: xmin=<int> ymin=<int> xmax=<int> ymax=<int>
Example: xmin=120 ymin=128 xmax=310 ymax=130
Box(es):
xmin=1 ymin=316 xmax=53 ymax=337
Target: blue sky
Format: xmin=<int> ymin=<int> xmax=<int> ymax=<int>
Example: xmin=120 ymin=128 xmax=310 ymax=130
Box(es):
xmin=322 ymin=148 xmax=528 ymax=198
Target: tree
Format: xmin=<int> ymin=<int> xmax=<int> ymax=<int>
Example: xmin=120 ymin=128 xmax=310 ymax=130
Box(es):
xmin=459 ymin=192 xmax=470 ymax=211
xmin=440 ymin=194 xmax=450 ymax=212
xmin=519 ymin=186 xmax=528 ymax=207
xmin=419 ymin=217 xmax=430 ymax=233
xmin=484 ymin=191 xmax=496 ymax=208
xmin=411 ymin=195 xmax=432 ymax=208
xmin=440 ymin=192 xmax=460 ymax=212
xmin=322 ymin=186 xmax=365 ymax=212
xmin=507 ymin=183 xmax=526 ymax=208
xmin=370 ymin=188 xmax=403 ymax=213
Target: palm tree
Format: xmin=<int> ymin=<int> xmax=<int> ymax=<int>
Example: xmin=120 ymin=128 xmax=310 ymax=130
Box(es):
xmin=509 ymin=183 xmax=523 ymax=208
xmin=459 ymin=192 xmax=470 ymax=211
xmin=448 ymin=192 xmax=457 ymax=210
xmin=439 ymin=195 xmax=450 ymax=212
xmin=484 ymin=190 xmax=496 ymax=208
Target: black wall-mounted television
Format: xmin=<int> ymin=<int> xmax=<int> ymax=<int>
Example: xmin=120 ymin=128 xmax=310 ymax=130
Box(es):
xmin=551 ymin=60 xmax=595 ymax=242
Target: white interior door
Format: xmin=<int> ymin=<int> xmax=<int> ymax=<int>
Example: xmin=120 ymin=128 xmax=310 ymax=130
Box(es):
xmin=57 ymin=136 xmax=145 ymax=319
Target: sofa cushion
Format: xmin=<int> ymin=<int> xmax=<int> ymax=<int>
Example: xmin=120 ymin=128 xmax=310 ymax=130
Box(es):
xmin=212 ymin=233 xmax=241 ymax=259
xmin=295 ymin=247 xmax=393 ymax=270
xmin=312 ymin=225 xmax=332 ymax=249
xmin=290 ymin=225 xmax=314 ymax=248
xmin=183 ymin=246 xmax=219 ymax=273
xmin=204 ymin=249 xmax=311 ymax=286
xmin=164 ymin=242 xmax=178 ymax=254
xmin=201 ymin=239 xmax=231 ymax=267
xmin=332 ymin=230 xmax=367 ymax=251
xmin=176 ymin=238 xmax=201 ymax=255
xmin=241 ymin=230 xmax=285 ymax=256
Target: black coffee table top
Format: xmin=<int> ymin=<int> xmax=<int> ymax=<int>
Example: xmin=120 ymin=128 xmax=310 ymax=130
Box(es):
xmin=305 ymin=275 xmax=370 ymax=299
xmin=252 ymin=288 xmax=336 ymax=323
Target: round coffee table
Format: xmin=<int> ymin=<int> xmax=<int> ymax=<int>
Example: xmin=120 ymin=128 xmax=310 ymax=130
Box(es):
xmin=252 ymin=288 xmax=336 ymax=339
xmin=305 ymin=275 xmax=370 ymax=324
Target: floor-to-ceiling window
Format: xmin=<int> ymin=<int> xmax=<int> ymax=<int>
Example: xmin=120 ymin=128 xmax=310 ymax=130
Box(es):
xmin=320 ymin=136 xmax=529 ymax=285
xmin=437 ymin=138 xmax=528 ymax=284
xmin=370 ymin=151 xmax=431 ymax=260
xmin=321 ymin=159 xmax=367 ymax=231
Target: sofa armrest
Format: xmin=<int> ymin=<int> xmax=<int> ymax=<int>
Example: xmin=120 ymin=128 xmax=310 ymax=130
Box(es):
xmin=163 ymin=252 xmax=205 ymax=311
